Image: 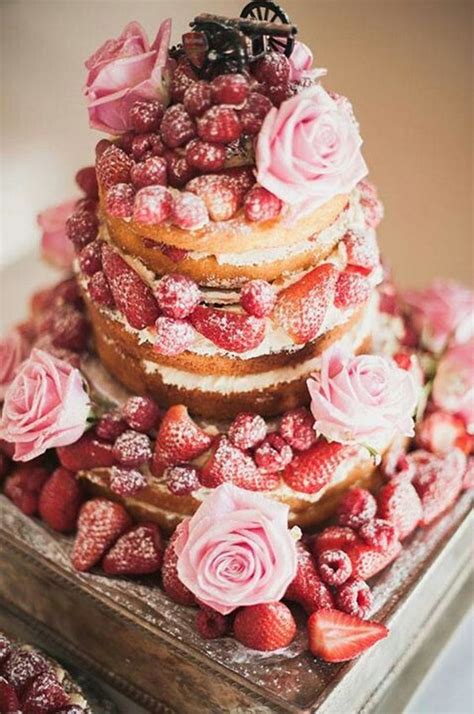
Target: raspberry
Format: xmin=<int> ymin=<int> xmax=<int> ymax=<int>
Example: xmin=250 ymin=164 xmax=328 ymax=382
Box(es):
xmin=200 ymin=436 xmax=277 ymax=491
xmin=359 ymin=180 xmax=384 ymax=229
xmin=117 ymin=131 xmax=135 ymax=154
xmin=240 ymin=279 xmax=277 ymax=318
xmin=96 ymin=410 xmax=128 ymax=442
xmin=53 ymin=277 xmax=83 ymax=307
xmin=96 ymin=144 xmax=132 ymax=189
xmin=254 ymin=433 xmax=293 ymax=474
xmin=88 ymin=270 xmax=114 ymax=307
xmin=186 ymin=174 xmax=239 ymax=221
xmin=185 ymin=138 xmax=226 ymax=172
xmin=153 ymin=316 xmax=196 ymax=356
xmin=197 ymin=106 xmax=242 ymax=144
xmin=66 ymin=209 xmax=98 ymax=251
xmin=359 ymin=518 xmax=397 ymax=552
xmin=183 ymin=80 xmax=213 ymax=116
xmin=228 ymin=412 xmax=267 ymax=450
xmin=336 ymin=578 xmax=373 ymax=619
xmin=131 ymin=132 xmax=165 ymax=161
xmin=75 ymin=196 xmax=98 ymax=214
xmin=122 ymin=395 xmax=160 ymax=432
xmin=318 ymin=549 xmax=353 ymax=586
xmin=279 ymin=407 xmax=317 ymax=451
xmin=133 ymin=185 xmax=173 ymax=225
xmin=113 ymin=430 xmax=152 ymax=467
xmin=75 ymin=166 xmax=98 ymax=198
xmin=110 ymin=465 xmax=148 ymax=496
xmin=195 ymin=609 xmax=229 ymax=639
xmin=95 ymin=138 xmax=111 ymax=158
xmin=129 ymin=99 xmax=165 ymax=133
xmin=155 ymin=273 xmax=201 ymax=319
xmin=266 ymin=81 xmax=293 ymax=107
xmin=131 ymin=156 xmax=167 ymax=189
xmin=78 ymin=239 xmax=102 ymax=276
xmin=210 ymin=73 xmax=249 ymax=105
xmin=50 ymin=305 xmax=89 ymax=352
xmin=105 ymin=183 xmax=135 ymax=217
xmin=253 ymin=51 xmax=290 ymax=87
xmin=165 ymin=151 xmax=196 ymax=188
xmin=337 ymin=488 xmax=377 ymax=528
xmin=170 ymin=58 xmax=197 ymax=102
xmin=171 ymin=192 xmax=209 ymax=230
xmin=165 ymin=464 xmax=200 ymax=496
xmin=239 ymin=92 xmax=273 ymax=135
xmin=161 ymin=104 xmax=196 ymax=148
xmin=244 ymin=186 xmax=282 ymax=222
xmin=218 ymin=166 xmax=256 ymax=202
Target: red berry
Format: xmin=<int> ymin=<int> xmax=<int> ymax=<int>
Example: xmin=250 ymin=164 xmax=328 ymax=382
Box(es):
xmin=218 ymin=165 xmax=256 ymax=202
xmin=239 ymin=92 xmax=273 ymax=135
xmin=161 ymin=104 xmax=196 ymax=148
xmin=228 ymin=412 xmax=267 ymax=450
xmin=190 ymin=305 xmax=265 ymax=353
xmin=155 ymin=273 xmax=201 ymax=319
xmin=185 ymin=138 xmax=226 ymax=172
xmin=234 ymin=602 xmax=296 ymax=652
xmin=71 ymin=498 xmax=132 ymax=572
xmin=110 ymin=466 xmax=148 ymax=496
xmin=197 ymin=105 xmax=241 ymax=144
xmin=3 ymin=648 xmax=51 ymax=694
xmin=152 ymin=316 xmax=196 ymax=356
xmin=152 ymin=404 xmax=212 ymax=473
xmin=117 ymin=131 xmax=135 ymax=154
xmin=129 ymin=99 xmax=165 ymax=133
xmin=78 ymin=239 xmax=102 ymax=276
xmin=66 ymin=209 xmax=98 ymax=251
xmin=96 ymin=144 xmax=132 ymax=189
xmin=343 ymin=229 xmax=380 ymax=272
xmin=308 ymin=609 xmax=387 ymax=662
xmin=102 ymin=523 xmax=163 ymax=575
xmin=210 ymin=73 xmax=249 ymax=105
xmin=165 ymin=151 xmax=196 ymax=188
xmin=244 ymin=186 xmax=282 ymax=222
xmin=336 ymin=578 xmax=373 ymax=619
xmin=318 ymin=548 xmax=352 ymax=586
xmin=57 ymin=431 xmax=117 ymax=471
xmin=359 ymin=518 xmax=398 ymax=552
xmin=195 ymin=609 xmax=229 ymax=639
xmin=285 ymin=543 xmax=335 ymax=614
xmin=133 ymin=185 xmax=173 ymax=225
xmin=254 ymin=433 xmax=293 ymax=474
xmin=240 ymin=279 xmax=277 ymax=318
xmin=88 ymin=270 xmax=115 ymax=307
xmin=186 ymin=174 xmax=239 ymax=221
xmin=337 ymin=488 xmax=377 ymax=528
xmin=161 ymin=529 xmax=195 ymax=605
xmin=96 ymin=410 xmax=128 ymax=441
xmin=4 ymin=465 xmax=50 ymax=516
xmin=75 ymin=166 xmax=98 ymax=198
xmin=95 ymin=138 xmax=111 ymax=158
xmin=411 ymin=449 xmax=466 ymax=526
xmin=171 ymin=192 xmax=209 ymax=230
xmin=0 ymin=677 xmax=19 ymax=712
xmin=359 ymin=179 xmax=384 ymax=229
xmin=38 ymin=467 xmax=83 ymax=533
xmin=0 ymin=634 xmax=11 ymax=665
xmin=279 ymin=407 xmax=316 ymax=451
xmin=131 ymin=156 xmax=167 ymax=189
xmin=165 ymin=464 xmax=200 ymax=496
xmin=200 ymin=436 xmax=278 ymax=491
xmin=415 ymin=411 xmax=466 ymax=456
xmin=131 ymin=132 xmax=165 ymax=161
xmin=183 ymin=80 xmax=213 ymax=116
xmin=105 ymin=182 xmax=135 ymax=217
xmin=113 ymin=430 xmax=152 ymax=468
xmin=253 ymin=51 xmax=290 ymax=86
xmin=170 ymin=59 xmax=197 ymax=102
xmin=377 ymin=479 xmax=422 ymax=540
xmin=334 ymin=267 xmax=372 ymax=309
xmin=122 ymin=395 xmax=161 ymax=432
xmin=266 ymin=80 xmax=293 ymax=107
xmin=283 ymin=440 xmax=349 ymax=494
xmin=50 ymin=305 xmax=89 ymax=352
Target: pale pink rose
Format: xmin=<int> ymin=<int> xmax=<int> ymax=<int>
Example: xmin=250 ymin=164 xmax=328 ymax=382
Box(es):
xmin=403 ymin=280 xmax=474 ymax=353
xmin=38 ymin=199 xmax=77 ymax=269
xmin=0 ymin=330 xmax=30 ymax=400
xmin=175 ymin=483 xmax=298 ymax=615
xmin=84 ymin=20 xmax=172 ymax=134
xmin=288 ymin=41 xmax=313 ymax=80
xmin=432 ymin=339 xmax=474 ymax=433
xmin=0 ymin=348 xmax=90 ymax=461
xmin=307 ymin=348 xmax=419 ymax=450
xmin=256 ymin=85 xmax=367 ymax=206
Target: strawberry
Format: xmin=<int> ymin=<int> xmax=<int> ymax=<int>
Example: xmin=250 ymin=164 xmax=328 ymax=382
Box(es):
xmin=152 ymin=405 xmax=212 ymax=474
xmin=102 ymin=523 xmax=163 ymax=575
xmin=3 ymin=648 xmax=51 ymax=694
xmin=57 ymin=431 xmax=117 ymax=471
xmin=152 ymin=316 xmax=196 ymax=356
xmin=0 ymin=677 xmax=20 ymax=713
xmin=187 ymin=174 xmax=239 ymax=222
xmin=233 ymin=602 xmax=296 ymax=652
xmin=38 ymin=467 xmax=84 ymax=533
xmin=4 ymin=465 xmax=50 ymax=516
xmin=273 ymin=264 xmax=338 ymax=344
xmin=377 ymin=480 xmax=422 ymax=540
xmin=308 ymin=609 xmax=388 ymax=662
xmin=283 ymin=440 xmax=349 ymax=494
xmin=101 ymin=244 xmax=159 ymax=329
xmin=22 ymin=670 xmax=69 ymax=714
xmin=415 ymin=412 xmax=467 ymax=456
xmin=412 ymin=449 xmax=466 ymax=526
xmin=161 ymin=528 xmax=195 ymax=605
xmin=200 ymin=436 xmax=278 ymax=491
xmin=285 ymin=543 xmax=334 ymax=614
xmin=344 ymin=538 xmax=402 ymax=580
xmin=343 ymin=229 xmax=379 ymax=272
xmin=190 ymin=306 xmax=265 ymax=353
xmin=240 ymin=280 xmax=277 ymax=318
xmin=313 ymin=526 xmax=359 ymax=557
xmin=71 ymin=498 xmax=132 ymax=572
xmin=337 ymin=487 xmax=377 ymax=528
xmin=334 ymin=267 xmax=371 ymax=309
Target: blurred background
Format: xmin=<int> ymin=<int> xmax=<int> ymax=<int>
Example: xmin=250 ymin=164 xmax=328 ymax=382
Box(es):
xmin=1 ymin=0 xmax=472 ymax=288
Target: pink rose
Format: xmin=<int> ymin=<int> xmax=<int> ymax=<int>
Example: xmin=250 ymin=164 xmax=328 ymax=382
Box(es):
xmin=307 ymin=348 xmax=419 ymax=449
xmin=38 ymin=199 xmax=77 ymax=269
xmin=175 ymin=483 xmax=298 ymax=615
xmin=403 ymin=280 xmax=474 ymax=353
xmin=0 ymin=348 xmax=90 ymax=461
xmin=256 ymin=85 xmax=367 ymax=206
xmin=432 ymin=339 xmax=474 ymax=433
xmin=84 ymin=20 xmax=172 ymax=134
xmin=288 ymin=41 xmax=313 ymax=80
xmin=0 ymin=330 xmax=30 ymax=400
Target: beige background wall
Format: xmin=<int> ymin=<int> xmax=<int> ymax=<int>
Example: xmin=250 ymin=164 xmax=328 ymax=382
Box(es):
xmin=1 ymin=0 xmax=472 ymax=287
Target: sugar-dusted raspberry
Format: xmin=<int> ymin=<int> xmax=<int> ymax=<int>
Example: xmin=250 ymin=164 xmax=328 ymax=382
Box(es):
xmin=96 ymin=410 xmax=128 ymax=442
xmin=244 ymin=186 xmax=282 ymax=222
xmin=105 ymin=183 xmax=135 ymax=217
xmin=170 ymin=58 xmax=197 ymax=102
xmin=133 ymin=185 xmax=173 ymax=225
xmin=122 ymin=395 xmax=161 ymax=432
xmin=254 ymin=433 xmax=293 ymax=474
xmin=96 ymin=144 xmax=132 ymax=189
xmin=228 ymin=412 xmax=267 ymax=450
xmin=210 ymin=73 xmax=249 ymax=106
xmin=155 ymin=273 xmax=201 ymax=319
xmin=66 ymin=209 xmax=99 ymax=251
xmin=110 ymin=465 xmax=148 ymax=496
xmin=185 ymin=138 xmax=226 ymax=172
xmin=183 ymin=80 xmax=213 ymax=116
xmin=50 ymin=305 xmax=89 ymax=352
xmin=197 ymin=105 xmax=242 ymax=144
xmin=186 ymin=174 xmax=239 ymax=222
xmin=240 ymin=279 xmax=277 ymax=318
xmin=78 ymin=239 xmax=102 ymax=276
xmin=88 ymin=270 xmax=115 ymax=307
xmin=161 ymin=104 xmax=196 ymax=148
xmin=165 ymin=464 xmax=200 ymax=496
xmin=195 ymin=609 xmax=229 ymax=639
xmin=95 ymin=138 xmax=111 ymax=158
xmin=165 ymin=151 xmax=196 ymax=188
xmin=153 ymin=316 xmax=196 ymax=356
xmin=113 ymin=430 xmax=152 ymax=467
xmin=171 ymin=191 xmax=209 ymax=230
xmin=252 ymin=51 xmax=291 ymax=87
xmin=75 ymin=197 xmax=98 ymax=215
xmin=53 ymin=277 xmax=83 ymax=308
xmin=279 ymin=407 xmax=317 ymax=451
xmin=75 ymin=166 xmax=98 ymax=198
xmin=359 ymin=518 xmax=397 ymax=552
xmin=266 ymin=81 xmax=294 ymax=107
xmin=336 ymin=578 xmax=373 ymax=619
xmin=129 ymin=99 xmax=165 ymax=133
xmin=131 ymin=132 xmax=165 ymax=161
xmin=239 ymin=92 xmax=273 ymax=135
xmin=318 ymin=548 xmax=353 ymax=586
xmin=131 ymin=156 xmax=167 ymax=189
xmin=218 ymin=166 xmax=256 ymax=203
xmin=337 ymin=487 xmax=377 ymax=528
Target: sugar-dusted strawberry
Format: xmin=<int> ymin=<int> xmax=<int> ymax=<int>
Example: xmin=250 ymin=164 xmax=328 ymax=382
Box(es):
xmin=240 ymin=279 xmax=277 ymax=318
xmin=101 ymin=243 xmax=159 ymax=329
xmin=252 ymin=51 xmax=290 ymax=87
xmin=377 ymin=480 xmax=422 ymax=540
xmin=169 ymin=58 xmax=197 ymax=102
xmin=65 ymin=209 xmax=98 ymax=251
xmin=4 ymin=465 xmax=50 ymax=516
xmin=71 ymin=498 xmax=132 ymax=572
xmin=88 ymin=271 xmax=115 ymax=308
xmin=96 ymin=144 xmax=132 ymax=190
xmin=190 ymin=306 xmax=265 ymax=353
xmin=50 ymin=305 xmax=89 ymax=352
xmin=273 ymin=264 xmax=338 ymax=344
xmin=337 ymin=487 xmax=377 ymax=528
xmin=344 ymin=538 xmax=402 ymax=580
xmin=78 ymin=239 xmax=102 ymax=276
xmin=313 ymin=526 xmax=359 ymax=557
xmin=0 ymin=677 xmax=19 ymax=712
xmin=152 ymin=405 xmax=212 ymax=474
xmin=102 ymin=523 xmax=163 ymax=575
xmin=187 ymin=174 xmax=239 ymax=222
xmin=279 ymin=407 xmax=317 ymax=451
xmin=161 ymin=528 xmax=195 ymax=605
xmin=415 ymin=411 xmax=467 ymax=456
xmin=200 ymin=436 xmax=279 ymax=491
xmin=195 ymin=609 xmax=229 ymax=640
xmin=238 ymin=91 xmax=273 ymax=135
xmin=38 ymin=467 xmax=84 ymax=533
xmin=57 ymin=431 xmax=117 ymax=471
xmin=234 ymin=602 xmax=296 ymax=652
xmin=334 ymin=266 xmax=372 ymax=309
xmin=335 ymin=578 xmax=373 ymax=619
xmin=358 ymin=179 xmax=384 ymax=229
xmin=308 ymin=609 xmax=388 ymax=662
xmin=228 ymin=412 xmax=267 ymax=451
xmin=285 ymin=543 xmax=334 ymax=614
xmin=22 ymin=670 xmax=69 ymax=714
xmin=343 ymin=229 xmax=380 ymax=272
xmin=283 ymin=439 xmax=349 ymax=494
xmin=412 ymin=448 xmax=466 ymax=526
xmin=3 ymin=648 xmax=51 ymax=694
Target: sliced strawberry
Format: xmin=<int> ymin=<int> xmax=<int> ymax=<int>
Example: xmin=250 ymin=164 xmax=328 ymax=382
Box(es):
xmin=38 ymin=467 xmax=84 ymax=533
xmin=71 ymin=498 xmax=132 ymax=572
xmin=234 ymin=602 xmax=296 ymax=652
xmin=22 ymin=670 xmax=69 ymax=714
xmin=377 ymin=480 xmax=422 ymax=540
xmin=0 ymin=677 xmax=20 ymax=713
xmin=344 ymin=538 xmax=402 ymax=580
xmin=285 ymin=543 xmax=334 ymax=614
xmin=343 ymin=229 xmax=379 ymax=272
xmin=283 ymin=440 xmax=349 ymax=494
xmin=334 ymin=267 xmax=372 ymax=309
xmin=308 ymin=609 xmax=388 ymax=662
xmin=57 ymin=431 xmax=117 ymax=471
xmin=412 ymin=449 xmax=466 ymax=526
xmin=200 ymin=436 xmax=278 ymax=491
xmin=161 ymin=528 xmax=195 ymax=606
xmin=102 ymin=523 xmax=163 ymax=575
xmin=190 ymin=306 xmax=265 ymax=353
xmin=152 ymin=405 xmax=212 ymax=474
xmin=3 ymin=465 xmax=50 ymax=516
xmin=101 ymin=243 xmax=159 ymax=329
xmin=273 ymin=264 xmax=338 ymax=344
